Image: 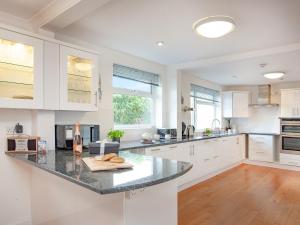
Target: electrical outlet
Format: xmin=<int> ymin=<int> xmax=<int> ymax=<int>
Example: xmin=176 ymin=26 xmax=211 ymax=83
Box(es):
xmin=6 ymin=126 xmax=15 ymax=135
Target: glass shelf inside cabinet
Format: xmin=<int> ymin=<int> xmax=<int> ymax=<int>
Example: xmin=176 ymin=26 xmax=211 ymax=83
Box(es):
xmin=67 ymin=55 xmax=93 ymax=104
xmin=0 ymin=38 xmax=34 ymax=100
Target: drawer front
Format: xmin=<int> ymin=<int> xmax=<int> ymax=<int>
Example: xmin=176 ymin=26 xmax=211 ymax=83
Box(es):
xmin=280 ymin=157 xmax=300 ymax=167
xmin=249 ymin=150 xmax=274 ymax=162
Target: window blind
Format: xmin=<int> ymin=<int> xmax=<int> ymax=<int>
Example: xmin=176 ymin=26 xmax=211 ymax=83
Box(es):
xmin=113 ymin=64 xmax=160 ymax=86
xmin=190 ymin=84 xmax=220 ymax=103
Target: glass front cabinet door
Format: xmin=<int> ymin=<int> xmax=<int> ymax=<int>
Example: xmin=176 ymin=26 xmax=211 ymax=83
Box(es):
xmin=0 ymin=29 xmax=43 ymax=109
xmin=60 ymin=46 xmax=99 ymax=111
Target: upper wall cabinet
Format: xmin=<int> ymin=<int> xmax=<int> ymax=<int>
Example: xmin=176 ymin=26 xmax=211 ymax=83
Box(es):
xmin=281 ymin=89 xmax=300 ymax=118
xmin=222 ymin=91 xmax=249 ymax=118
xmin=59 ymin=46 xmax=99 ymax=111
xmin=0 ymin=29 xmax=43 ymax=109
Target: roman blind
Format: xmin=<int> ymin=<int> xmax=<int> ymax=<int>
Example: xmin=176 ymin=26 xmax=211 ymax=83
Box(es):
xmin=113 ymin=64 xmax=160 ymax=86
xmin=190 ymin=84 xmax=220 ymax=103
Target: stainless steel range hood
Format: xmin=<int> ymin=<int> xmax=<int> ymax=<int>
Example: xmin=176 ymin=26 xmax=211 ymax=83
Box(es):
xmin=249 ymin=84 xmax=279 ymax=107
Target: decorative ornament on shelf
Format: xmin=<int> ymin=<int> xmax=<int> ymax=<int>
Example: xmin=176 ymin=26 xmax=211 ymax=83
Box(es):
xmin=182 ymin=106 xmax=194 ymax=112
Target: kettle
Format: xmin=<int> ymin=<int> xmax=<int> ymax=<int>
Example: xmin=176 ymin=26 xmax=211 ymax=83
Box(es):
xmin=187 ymin=125 xmax=195 ymax=138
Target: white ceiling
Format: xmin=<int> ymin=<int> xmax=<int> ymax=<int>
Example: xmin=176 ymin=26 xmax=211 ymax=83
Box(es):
xmin=183 ymin=50 xmax=300 ymax=85
xmin=56 ymin=0 xmax=300 ymax=65
xmin=1 ymin=0 xmax=300 ymax=85
xmin=0 ymin=0 xmax=52 ymax=19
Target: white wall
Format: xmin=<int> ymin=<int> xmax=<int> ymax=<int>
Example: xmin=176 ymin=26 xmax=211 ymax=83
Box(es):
xmin=0 ymin=109 xmax=32 ymax=225
xmin=224 ymin=81 xmax=300 ymax=133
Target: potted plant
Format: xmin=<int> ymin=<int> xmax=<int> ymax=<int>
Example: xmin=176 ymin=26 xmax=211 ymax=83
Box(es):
xmin=107 ymin=130 xmax=124 ymax=143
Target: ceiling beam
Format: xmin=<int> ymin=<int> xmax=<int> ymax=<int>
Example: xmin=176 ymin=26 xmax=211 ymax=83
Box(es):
xmin=30 ymin=0 xmax=82 ymax=32
xmin=174 ymin=42 xmax=300 ymax=70
xmin=30 ymin=0 xmax=112 ymax=32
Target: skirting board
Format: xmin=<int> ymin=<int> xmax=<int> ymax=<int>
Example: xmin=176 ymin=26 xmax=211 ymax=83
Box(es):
xmin=243 ymin=159 xmax=300 ymax=172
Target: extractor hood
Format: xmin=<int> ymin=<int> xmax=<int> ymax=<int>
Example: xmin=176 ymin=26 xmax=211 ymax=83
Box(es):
xmin=249 ymin=84 xmax=279 ymax=107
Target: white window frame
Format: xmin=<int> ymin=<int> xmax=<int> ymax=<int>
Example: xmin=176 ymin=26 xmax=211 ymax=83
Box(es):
xmin=192 ymin=98 xmax=221 ymax=131
xmin=190 ymin=85 xmax=221 ymax=131
xmin=113 ymin=85 xmax=156 ymax=130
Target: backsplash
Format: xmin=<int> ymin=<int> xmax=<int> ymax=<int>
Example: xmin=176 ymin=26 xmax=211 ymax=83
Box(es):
xmin=231 ymin=106 xmax=280 ymax=133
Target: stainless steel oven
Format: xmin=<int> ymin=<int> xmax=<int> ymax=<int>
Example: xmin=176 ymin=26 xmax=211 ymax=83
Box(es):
xmin=281 ymin=119 xmax=300 ymax=154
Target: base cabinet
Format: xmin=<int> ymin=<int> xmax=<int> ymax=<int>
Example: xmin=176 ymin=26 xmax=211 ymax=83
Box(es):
xmin=145 ymin=135 xmax=246 ymax=187
xmin=280 ymin=153 xmax=300 ymax=167
xmin=248 ymin=135 xmax=274 ymax=162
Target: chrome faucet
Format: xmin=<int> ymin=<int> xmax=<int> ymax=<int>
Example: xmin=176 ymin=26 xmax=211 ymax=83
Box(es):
xmin=211 ymin=119 xmax=221 ymax=135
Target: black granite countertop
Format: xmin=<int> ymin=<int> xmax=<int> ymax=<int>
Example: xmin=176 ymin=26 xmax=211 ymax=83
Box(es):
xmin=243 ymin=132 xmax=280 ymax=136
xmin=119 ymin=133 xmax=242 ymax=150
xmin=6 ymin=150 xmax=192 ymax=195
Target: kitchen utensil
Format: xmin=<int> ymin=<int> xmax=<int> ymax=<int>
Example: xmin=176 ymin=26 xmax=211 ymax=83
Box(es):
xmin=82 ymin=157 xmax=133 ymax=171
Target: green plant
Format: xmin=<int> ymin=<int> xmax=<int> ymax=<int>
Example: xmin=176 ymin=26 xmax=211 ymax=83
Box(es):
xmin=204 ymin=128 xmax=212 ymax=135
xmin=107 ymin=130 xmax=124 ymax=139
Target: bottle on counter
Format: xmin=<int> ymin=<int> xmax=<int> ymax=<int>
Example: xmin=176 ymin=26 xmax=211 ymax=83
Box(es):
xmin=73 ymin=123 xmax=82 ymax=155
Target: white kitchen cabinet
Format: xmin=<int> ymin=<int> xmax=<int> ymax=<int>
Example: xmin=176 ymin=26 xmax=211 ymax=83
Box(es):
xmin=146 ymin=135 xmax=246 ymax=187
xmin=248 ymin=135 xmax=274 ymax=162
xmin=280 ymin=153 xmax=300 ymax=167
xmin=43 ymin=41 xmax=59 ymax=110
xmin=59 ymin=45 xmax=99 ymax=111
xmin=222 ymin=91 xmax=249 ymax=118
xmin=281 ymin=89 xmax=300 ymax=117
xmin=145 ymin=145 xmax=177 ymax=160
xmin=0 ymin=28 xmax=43 ymax=109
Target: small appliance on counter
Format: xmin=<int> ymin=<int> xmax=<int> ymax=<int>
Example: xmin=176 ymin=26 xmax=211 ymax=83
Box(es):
xmin=182 ymin=122 xmax=195 ymax=138
xmin=157 ymin=128 xmax=177 ymax=139
xmin=88 ymin=141 xmax=120 ymax=155
xmin=55 ymin=124 xmax=100 ymax=150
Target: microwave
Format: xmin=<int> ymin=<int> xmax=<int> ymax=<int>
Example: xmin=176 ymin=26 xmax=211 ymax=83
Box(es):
xmin=55 ymin=124 xmax=100 ymax=150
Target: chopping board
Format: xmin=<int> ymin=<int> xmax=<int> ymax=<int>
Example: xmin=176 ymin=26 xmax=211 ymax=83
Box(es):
xmin=82 ymin=157 xmax=133 ymax=172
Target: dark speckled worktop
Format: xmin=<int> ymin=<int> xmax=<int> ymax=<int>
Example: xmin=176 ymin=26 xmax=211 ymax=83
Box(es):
xmin=119 ymin=133 xmax=242 ymax=150
xmin=6 ymin=150 xmax=192 ymax=195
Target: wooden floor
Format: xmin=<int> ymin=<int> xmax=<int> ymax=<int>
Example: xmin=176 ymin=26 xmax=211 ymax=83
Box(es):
xmin=178 ymin=164 xmax=300 ymax=225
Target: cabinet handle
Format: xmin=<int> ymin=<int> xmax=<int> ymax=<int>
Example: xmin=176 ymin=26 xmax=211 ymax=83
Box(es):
xmin=94 ymin=91 xmax=98 ymax=107
xmin=255 ymin=151 xmax=264 ymax=154
xmin=255 ymin=141 xmax=265 ymax=144
xmin=169 ymin=146 xmax=177 ymax=149
xmin=204 ymin=158 xmax=210 ymax=161
xmin=192 ymin=145 xmax=195 ymax=156
xmin=151 ymin=148 xmax=161 ymax=152
xmin=213 ymin=155 xmax=219 ymax=159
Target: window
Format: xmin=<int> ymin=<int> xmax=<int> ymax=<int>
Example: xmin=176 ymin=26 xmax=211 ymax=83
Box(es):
xmin=190 ymin=84 xmax=221 ymax=131
xmin=112 ymin=64 xmax=160 ymax=128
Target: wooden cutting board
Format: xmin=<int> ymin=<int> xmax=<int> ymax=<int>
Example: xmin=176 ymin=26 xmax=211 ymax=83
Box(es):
xmin=82 ymin=157 xmax=133 ymax=172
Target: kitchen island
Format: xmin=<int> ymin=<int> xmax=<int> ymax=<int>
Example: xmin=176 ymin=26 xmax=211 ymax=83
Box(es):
xmin=6 ymin=150 xmax=192 ymax=225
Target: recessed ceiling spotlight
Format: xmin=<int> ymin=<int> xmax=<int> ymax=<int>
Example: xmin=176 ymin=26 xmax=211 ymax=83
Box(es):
xmin=156 ymin=41 xmax=165 ymax=47
xmin=263 ymin=72 xmax=285 ymax=79
xmin=193 ymin=16 xmax=235 ymax=38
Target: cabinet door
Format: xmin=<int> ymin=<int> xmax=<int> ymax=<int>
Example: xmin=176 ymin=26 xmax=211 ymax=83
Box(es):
xmin=60 ymin=46 xmax=99 ymax=111
xmin=222 ymin=92 xmax=233 ymax=118
xmin=295 ymin=90 xmax=300 ymax=117
xmin=0 ymin=28 xmax=43 ymax=109
xmin=232 ymin=92 xmax=249 ymax=117
xmin=249 ymin=135 xmax=274 ymax=162
xmin=281 ymin=90 xmax=297 ymax=117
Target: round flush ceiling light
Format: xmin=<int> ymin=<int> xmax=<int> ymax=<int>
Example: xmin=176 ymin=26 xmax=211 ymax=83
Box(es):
xmin=193 ymin=16 xmax=235 ymax=38
xmin=156 ymin=41 xmax=165 ymax=47
xmin=263 ymin=72 xmax=285 ymax=79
